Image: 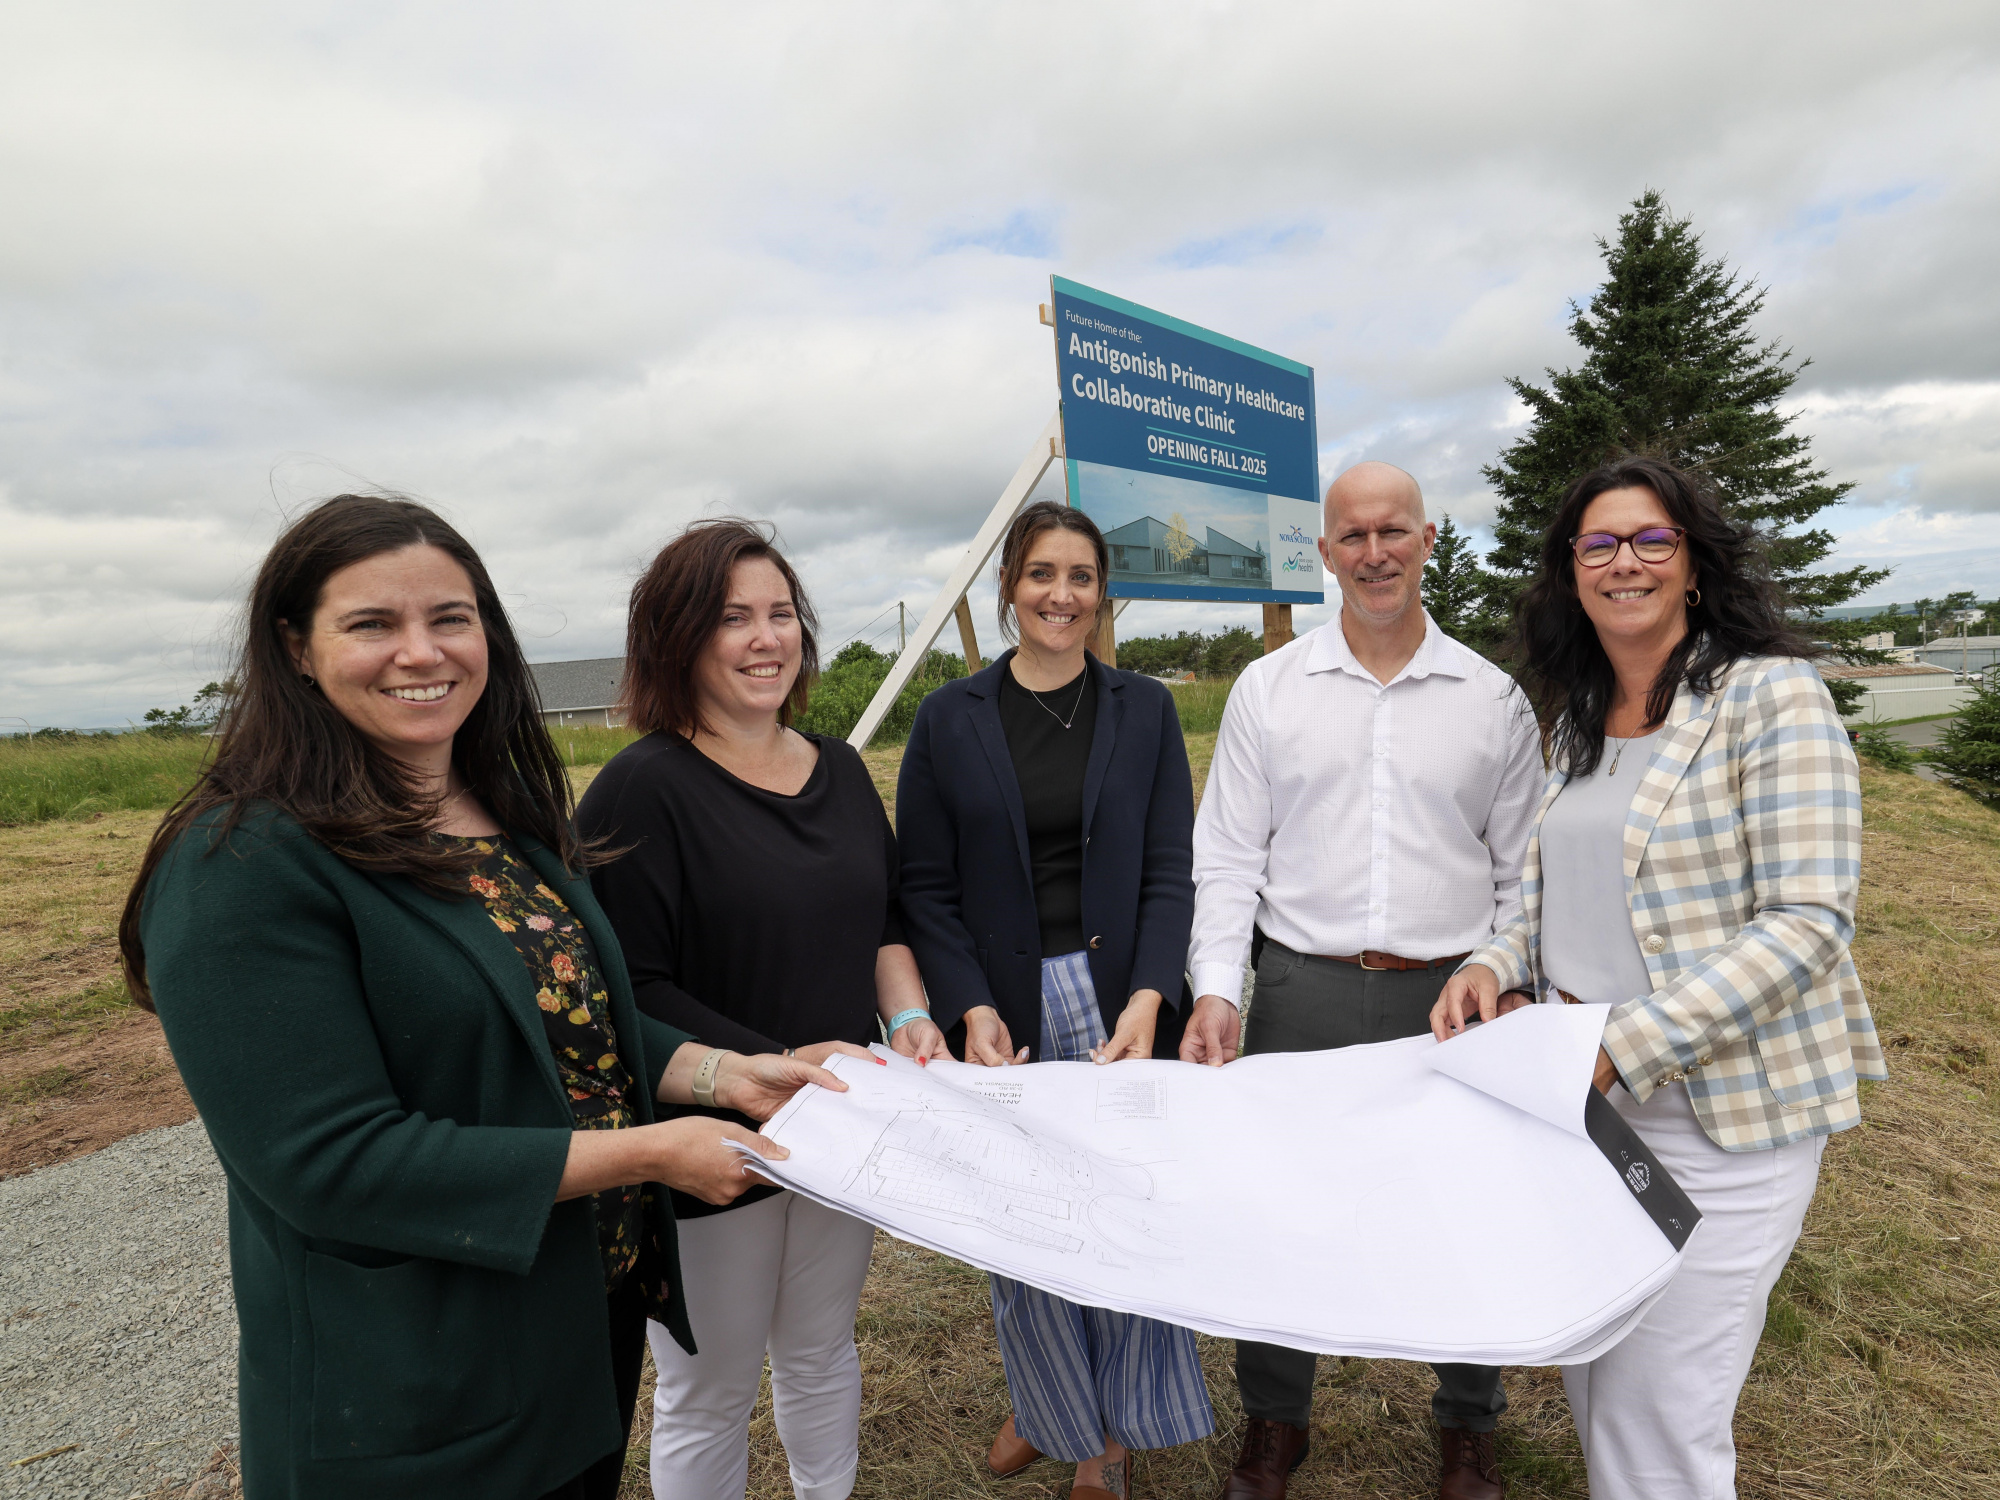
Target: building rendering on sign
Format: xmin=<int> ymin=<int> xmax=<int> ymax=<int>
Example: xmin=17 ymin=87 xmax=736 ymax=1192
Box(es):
xmin=1101 ymin=515 xmax=1268 ymax=588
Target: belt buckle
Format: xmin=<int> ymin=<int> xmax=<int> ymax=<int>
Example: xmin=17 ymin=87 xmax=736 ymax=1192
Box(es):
xmin=1358 ymin=951 xmax=1387 ymax=971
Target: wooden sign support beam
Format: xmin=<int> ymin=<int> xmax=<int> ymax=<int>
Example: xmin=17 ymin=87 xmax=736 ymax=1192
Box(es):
xmin=953 ymin=596 xmax=983 ymax=674
xmin=1263 ymin=602 xmax=1294 ymax=656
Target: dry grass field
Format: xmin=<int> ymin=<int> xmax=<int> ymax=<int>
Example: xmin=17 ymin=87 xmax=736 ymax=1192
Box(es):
xmin=2 ymin=739 xmax=1993 ymax=1499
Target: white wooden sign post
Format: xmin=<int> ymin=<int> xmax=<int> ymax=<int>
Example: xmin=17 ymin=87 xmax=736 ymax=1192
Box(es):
xmin=845 ymin=410 xmax=1064 ymax=750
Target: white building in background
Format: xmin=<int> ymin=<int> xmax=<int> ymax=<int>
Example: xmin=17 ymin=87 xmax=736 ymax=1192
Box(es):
xmin=1912 ymin=635 xmax=2000 ymax=676
xmin=1819 ymin=662 xmax=1972 ymax=724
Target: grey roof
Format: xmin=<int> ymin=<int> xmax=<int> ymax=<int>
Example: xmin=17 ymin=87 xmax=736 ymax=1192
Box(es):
xmin=1204 ymin=526 xmax=1265 ymax=559
xmin=529 ymin=656 xmax=625 ymax=712
xmin=1914 ymin=635 xmax=2000 ymax=653
xmin=1820 ymin=662 xmax=1953 ymax=679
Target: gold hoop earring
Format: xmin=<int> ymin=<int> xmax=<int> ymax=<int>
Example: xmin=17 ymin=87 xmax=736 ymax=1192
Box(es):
xmin=1686 ymin=588 xmax=1702 ymax=607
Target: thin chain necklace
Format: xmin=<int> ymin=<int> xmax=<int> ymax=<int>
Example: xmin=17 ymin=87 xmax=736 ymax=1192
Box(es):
xmin=1026 ymin=670 xmax=1088 ymax=730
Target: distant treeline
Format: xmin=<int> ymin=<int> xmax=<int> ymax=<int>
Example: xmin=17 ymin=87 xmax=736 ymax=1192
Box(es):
xmin=1111 ymin=627 xmax=1263 ymax=679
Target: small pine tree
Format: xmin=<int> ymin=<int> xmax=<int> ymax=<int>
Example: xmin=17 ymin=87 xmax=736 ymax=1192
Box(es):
xmin=1928 ymin=675 xmax=2000 ymax=810
xmin=1421 ymin=514 xmax=1497 ymax=646
xmin=1483 ymin=191 xmax=1886 ymax=656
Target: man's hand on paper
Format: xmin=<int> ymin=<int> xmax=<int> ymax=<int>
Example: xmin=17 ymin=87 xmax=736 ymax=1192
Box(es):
xmin=962 ymin=1005 xmax=1029 ymax=1066
xmin=1091 ymin=988 xmax=1162 ymax=1064
xmin=1179 ymin=994 xmax=1241 ymax=1066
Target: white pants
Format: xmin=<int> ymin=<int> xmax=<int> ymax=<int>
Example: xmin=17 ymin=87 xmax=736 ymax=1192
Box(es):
xmin=647 ymin=1190 xmax=877 ymax=1500
xmin=1563 ymin=1083 xmax=1826 ymax=1500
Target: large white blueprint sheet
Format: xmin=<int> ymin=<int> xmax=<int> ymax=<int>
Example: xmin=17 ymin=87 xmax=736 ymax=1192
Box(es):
xmin=749 ymin=1005 xmax=1694 ymax=1365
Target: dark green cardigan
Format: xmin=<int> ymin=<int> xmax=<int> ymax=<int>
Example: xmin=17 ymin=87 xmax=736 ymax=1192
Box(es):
xmin=141 ymin=806 xmax=698 ymax=1500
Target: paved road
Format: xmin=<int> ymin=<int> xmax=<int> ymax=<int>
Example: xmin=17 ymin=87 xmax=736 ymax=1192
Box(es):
xmin=0 ymin=1121 xmax=235 ymax=1499
xmin=1877 ymin=715 xmax=1955 ymax=783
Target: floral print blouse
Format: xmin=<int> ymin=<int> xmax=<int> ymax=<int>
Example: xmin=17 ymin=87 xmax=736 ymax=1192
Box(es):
xmin=456 ymin=836 xmax=645 ymax=1292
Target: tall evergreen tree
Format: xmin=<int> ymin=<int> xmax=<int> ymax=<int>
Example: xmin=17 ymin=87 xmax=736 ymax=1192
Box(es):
xmin=1421 ymin=514 xmax=1493 ymax=643
xmin=1483 ymin=191 xmax=1886 ymax=653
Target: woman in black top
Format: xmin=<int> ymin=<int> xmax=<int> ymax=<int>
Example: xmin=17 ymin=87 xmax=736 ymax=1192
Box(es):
xmin=576 ymin=519 xmax=946 ymax=1500
xmin=896 ymin=501 xmax=1214 ymax=1500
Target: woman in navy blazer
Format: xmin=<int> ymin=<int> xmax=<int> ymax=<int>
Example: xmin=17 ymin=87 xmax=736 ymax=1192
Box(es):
xmin=896 ymin=501 xmax=1211 ymax=1499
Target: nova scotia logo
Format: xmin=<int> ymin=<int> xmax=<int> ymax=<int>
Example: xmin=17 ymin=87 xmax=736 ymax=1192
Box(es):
xmin=1278 ymin=524 xmax=1311 ymax=543
xmin=1625 ymin=1162 xmax=1651 ymax=1194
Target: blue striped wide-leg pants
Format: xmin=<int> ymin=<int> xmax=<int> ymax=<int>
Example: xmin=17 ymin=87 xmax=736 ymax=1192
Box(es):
xmin=988 ymin=950 xmax=1215 ymax=1463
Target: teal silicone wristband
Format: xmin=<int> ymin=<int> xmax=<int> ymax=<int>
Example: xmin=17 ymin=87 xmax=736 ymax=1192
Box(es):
xmin=887 ymin=1008 xmax=930 ymax=1034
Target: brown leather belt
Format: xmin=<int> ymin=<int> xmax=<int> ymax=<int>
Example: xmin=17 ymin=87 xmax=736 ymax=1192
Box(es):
xmin=1322 ymin=950 xmax=1471 ymax=972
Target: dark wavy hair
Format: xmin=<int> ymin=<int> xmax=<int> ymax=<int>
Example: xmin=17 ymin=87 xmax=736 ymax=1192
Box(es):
xmin=620 ymin=518 xmax=818 ymax=737
xmin=1516 ymin=456 xmax=1808 ymax=777
xmin=996 ymin=500 xmax=1110 ymax=646
xmin=119 ymin=494 xmax=584 ymax=1010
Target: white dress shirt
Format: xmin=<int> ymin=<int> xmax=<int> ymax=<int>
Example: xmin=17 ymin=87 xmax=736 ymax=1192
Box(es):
xmin=1189 ymin=613 xmax=1546 ymax=1006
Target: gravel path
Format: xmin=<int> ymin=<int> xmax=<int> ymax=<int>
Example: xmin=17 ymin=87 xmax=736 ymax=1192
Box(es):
xmin=1 ymin=1121 xmax=237 ymax=1499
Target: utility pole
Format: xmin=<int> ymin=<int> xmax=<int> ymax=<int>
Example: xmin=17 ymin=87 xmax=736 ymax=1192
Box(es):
xmin=898 ymin=601 xmax=906 ymax=655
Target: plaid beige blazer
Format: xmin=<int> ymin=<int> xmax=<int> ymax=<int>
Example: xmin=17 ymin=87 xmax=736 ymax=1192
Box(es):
xmin=1466 ymin=655 xmax=1885 ymax=1152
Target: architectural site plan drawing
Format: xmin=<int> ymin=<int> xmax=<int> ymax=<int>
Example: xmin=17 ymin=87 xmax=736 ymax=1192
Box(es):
xmin=746 ymin=1004 xmax=1701 ymax=1366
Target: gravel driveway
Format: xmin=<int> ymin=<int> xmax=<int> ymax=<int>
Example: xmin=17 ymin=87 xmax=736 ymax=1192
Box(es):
xmin=1 ymin=1121 xmax=237 ymax=1498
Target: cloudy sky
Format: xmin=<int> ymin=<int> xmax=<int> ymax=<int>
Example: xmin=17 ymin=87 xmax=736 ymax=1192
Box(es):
xmin=3 ymin=2 xmax=1996 ymax=727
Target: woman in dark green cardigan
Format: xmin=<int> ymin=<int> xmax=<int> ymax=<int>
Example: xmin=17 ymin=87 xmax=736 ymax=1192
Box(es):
xmin=120 ymin=495 xmax=861 ymax=1500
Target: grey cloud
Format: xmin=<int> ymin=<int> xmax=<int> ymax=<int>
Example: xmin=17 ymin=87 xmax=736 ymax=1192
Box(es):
xmin=2 ymin=2 xmax=1998 ymax=725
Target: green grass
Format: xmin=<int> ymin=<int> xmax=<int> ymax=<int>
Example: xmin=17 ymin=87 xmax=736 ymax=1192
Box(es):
xmin=0 ymin=735 xmax=213 ymax=826
xmin=1168 ymin=677 xmax=1236 ymax=734
xmin=0 ymin=978 xmax=134 ymax=1041
xmin=546 ymin=724 xmax=644 ymax=767
xmin=0 ymin=673 xmax=1240 ymax=829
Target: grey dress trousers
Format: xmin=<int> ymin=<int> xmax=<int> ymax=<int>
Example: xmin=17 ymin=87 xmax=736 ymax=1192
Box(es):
xmin=1234 ymin=936 xmax=1509 ymax=1434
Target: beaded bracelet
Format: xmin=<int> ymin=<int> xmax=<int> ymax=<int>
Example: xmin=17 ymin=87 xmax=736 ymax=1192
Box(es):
xmin=887 ymin=1008 xmax=931 ymax=1035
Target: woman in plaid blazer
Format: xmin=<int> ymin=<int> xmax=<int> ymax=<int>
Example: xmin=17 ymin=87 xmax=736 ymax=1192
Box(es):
xmin=1432 ymin=457 xmax=1884 ymax=1500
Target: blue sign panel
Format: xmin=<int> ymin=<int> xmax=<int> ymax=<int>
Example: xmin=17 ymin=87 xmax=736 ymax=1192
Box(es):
xmin=1051 ymin=276 xmax=1322 ymax=603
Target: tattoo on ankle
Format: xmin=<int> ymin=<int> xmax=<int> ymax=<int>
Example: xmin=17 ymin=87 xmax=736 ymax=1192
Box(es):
xmin=1100 ymin=1458 xmax=1129 ymax=1498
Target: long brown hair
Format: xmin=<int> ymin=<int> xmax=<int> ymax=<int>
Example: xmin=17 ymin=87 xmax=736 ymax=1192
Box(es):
xmin=620 ymin=518 xmax=819 ymax=736
xmin=119 ymin=494 xmax=585 ymax=1009
xmin=996 ymin=500 xmax=1111 ymax=645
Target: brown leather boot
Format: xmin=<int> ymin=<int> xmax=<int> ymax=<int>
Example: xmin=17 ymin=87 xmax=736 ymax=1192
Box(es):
xmin=987 ymin=1414 xmax=1042 ymax=1477
xmin=1438 ymin=1426 xmax=1503 ymax=1500
xmin=1219 ymin=1418 xmax=1309 ymax=1499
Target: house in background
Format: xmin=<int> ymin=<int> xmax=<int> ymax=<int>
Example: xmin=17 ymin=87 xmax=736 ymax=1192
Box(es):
xmin=529 ymin=657 xmax=625 ymax=727
xmin=1101 ymin=515 xmax=1267 ymax=587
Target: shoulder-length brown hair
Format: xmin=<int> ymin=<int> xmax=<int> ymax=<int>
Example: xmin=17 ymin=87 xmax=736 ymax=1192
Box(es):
xmin=996 ymin=500 xmax=1111 ymax=646
xmin=621 ymin=518 xmax=819 ymax=736
xmin=118 ymin=493 xmax=585 ymax=1010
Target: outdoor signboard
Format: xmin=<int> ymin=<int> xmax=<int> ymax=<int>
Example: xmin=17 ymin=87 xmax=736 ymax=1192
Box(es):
xmin=1050 ymin=276 xmax=1322 ymax=604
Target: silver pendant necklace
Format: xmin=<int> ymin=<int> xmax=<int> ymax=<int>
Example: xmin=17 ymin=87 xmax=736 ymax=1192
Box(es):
xmin=1028 ymin=673 xmax=1088 ymax=730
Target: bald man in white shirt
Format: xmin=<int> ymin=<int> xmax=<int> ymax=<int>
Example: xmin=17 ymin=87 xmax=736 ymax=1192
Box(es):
xmin=1183 ymin=462 xmax=1544 ymax=1500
